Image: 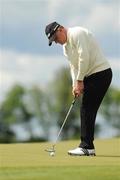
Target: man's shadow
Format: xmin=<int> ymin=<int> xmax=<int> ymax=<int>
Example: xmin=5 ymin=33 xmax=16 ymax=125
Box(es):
xmin=97 ymin=155 xmax=120 ymax=158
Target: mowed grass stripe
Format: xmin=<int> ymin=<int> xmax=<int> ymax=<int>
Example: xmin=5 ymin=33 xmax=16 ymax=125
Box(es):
xmin=0 ymin=138 xmax=120 ymax=180
xmin=0 ymin=166 xmax=120 ymax=180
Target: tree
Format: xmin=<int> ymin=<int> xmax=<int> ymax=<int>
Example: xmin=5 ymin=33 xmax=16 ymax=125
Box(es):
xmin=0 ymin=85 xmax=32 ymax=143
xmin=23 ymin=86 xmax=54 ymax=140
xmin=0 ymin=84 xmax=55 ymax=142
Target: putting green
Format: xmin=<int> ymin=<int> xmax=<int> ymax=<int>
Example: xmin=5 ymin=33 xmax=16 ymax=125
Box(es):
xmin=0 ymin=138 xmax=120 ymax=180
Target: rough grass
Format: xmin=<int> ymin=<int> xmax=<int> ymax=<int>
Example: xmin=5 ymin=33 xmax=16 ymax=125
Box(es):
xmin=0 ymin=138 xmax=120 ymax=180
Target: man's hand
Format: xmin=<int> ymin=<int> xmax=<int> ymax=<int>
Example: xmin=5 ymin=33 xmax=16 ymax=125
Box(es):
xmin=72 ymin=80 xmax=84 ymax=97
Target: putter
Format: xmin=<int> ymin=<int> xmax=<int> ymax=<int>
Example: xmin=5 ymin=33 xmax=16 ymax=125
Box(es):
xmin=45 ymin=97 xmax=77 ymax=156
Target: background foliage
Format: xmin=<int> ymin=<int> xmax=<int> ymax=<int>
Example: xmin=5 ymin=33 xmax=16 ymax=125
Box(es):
xmin=0 ymin=67 xmax=120 ymax=143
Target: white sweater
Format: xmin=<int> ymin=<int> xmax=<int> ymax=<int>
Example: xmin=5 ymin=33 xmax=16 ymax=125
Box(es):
xmin=63 ymin=27 xmax=110 ymax=86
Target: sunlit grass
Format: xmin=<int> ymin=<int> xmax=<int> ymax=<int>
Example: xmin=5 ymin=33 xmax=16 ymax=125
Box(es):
xmin=0 ymin=138 xmax=120 ymax=180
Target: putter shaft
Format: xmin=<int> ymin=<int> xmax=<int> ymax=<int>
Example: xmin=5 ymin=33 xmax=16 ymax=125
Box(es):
xmin=53 ymin=97 xmax=76 ymax=145
xmin=45 ymin=97 xmax=76 ymax=154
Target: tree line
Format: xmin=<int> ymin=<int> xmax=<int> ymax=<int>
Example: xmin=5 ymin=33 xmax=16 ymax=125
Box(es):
xmin=0 ymin=67 xmax=120 ymax=143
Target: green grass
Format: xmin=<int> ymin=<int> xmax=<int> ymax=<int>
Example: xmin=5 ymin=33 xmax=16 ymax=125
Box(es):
xmin=0 ymin=138 xmax=120 ymax=180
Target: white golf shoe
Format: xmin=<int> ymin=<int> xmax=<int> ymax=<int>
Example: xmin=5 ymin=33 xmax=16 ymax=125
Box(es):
xmin=68 ymin=147 xmax=96 ymax=156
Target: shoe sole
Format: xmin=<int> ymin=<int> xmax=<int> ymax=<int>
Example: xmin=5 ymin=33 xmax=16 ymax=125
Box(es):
xmin=68 ymin=152 xmax=96 ymax=156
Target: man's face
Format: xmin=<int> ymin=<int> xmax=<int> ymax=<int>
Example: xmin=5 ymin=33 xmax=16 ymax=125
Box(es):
xmin=53 ymin=28 xmax=67 ymax=45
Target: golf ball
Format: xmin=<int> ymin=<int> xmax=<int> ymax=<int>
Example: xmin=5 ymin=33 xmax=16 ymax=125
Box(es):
xmin=50 ymin=152 xmax=55 ymax=156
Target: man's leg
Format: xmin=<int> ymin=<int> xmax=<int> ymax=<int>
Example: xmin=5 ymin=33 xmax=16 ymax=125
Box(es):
xmin=79 ymin=68 xmax=112 ymax=149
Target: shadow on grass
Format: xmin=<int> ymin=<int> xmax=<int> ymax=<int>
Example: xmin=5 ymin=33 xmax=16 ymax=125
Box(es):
xmin=97 ymin=155 xmax=120 ymax=158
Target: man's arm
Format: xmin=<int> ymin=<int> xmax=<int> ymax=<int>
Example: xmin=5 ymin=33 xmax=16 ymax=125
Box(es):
xmin=72 ymin=33 xmax=89 ymax=97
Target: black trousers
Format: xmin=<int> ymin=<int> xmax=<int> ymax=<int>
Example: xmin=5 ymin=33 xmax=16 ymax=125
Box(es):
xmin=79 ymin=68 xmax=112 ymax=149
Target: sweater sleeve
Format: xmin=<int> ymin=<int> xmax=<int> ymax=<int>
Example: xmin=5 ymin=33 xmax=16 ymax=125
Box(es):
xmin=76 ymin=34 xmax=89 ymax=81
xmin=69 ymin=63 xmax=77 ymax=87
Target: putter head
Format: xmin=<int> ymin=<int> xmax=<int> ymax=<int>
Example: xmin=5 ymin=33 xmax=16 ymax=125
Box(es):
xmin=45 ymin=148 xmax=55 ymax=153
xmin=45 ymin=145 xmax=55 ymax=153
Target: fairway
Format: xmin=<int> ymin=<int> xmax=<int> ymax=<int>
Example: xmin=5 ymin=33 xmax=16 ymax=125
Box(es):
xmin=0 ymin=138 xmax=120 ymax=180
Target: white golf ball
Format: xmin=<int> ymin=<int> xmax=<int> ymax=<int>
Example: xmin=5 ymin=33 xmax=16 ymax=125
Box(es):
xmin=50 ymin=152 xmax=55 ymax=156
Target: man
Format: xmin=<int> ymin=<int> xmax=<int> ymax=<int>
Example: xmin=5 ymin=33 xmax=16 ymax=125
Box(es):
xmin=45 ymin=22 xmax=112 ymax=156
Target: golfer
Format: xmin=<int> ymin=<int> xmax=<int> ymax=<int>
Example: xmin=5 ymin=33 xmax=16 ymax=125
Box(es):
xmin=45 ymin=22 xmax=112 ymax=156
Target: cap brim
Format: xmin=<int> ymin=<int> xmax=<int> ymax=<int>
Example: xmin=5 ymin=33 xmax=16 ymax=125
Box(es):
xmin=48 ymin=35 xmax=55 ymax=46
